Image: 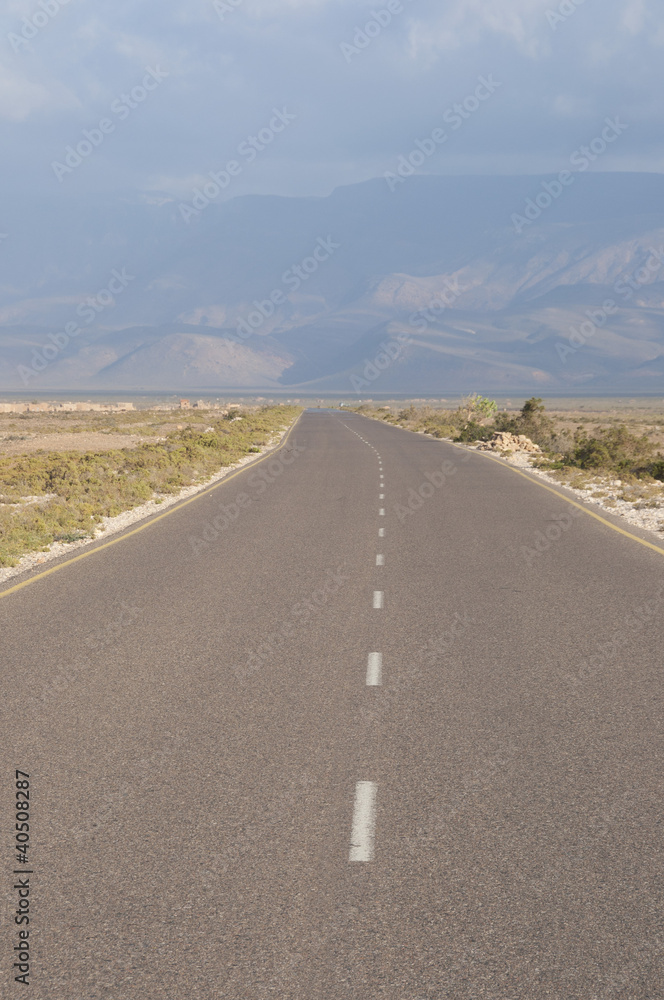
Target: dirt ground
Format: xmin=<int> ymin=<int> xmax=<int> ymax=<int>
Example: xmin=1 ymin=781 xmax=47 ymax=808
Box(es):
xmin=0 ymin=433 xmax=157 ymax=456
xmin=0 ymin=408 xmax=213 ymax=456
xmin=543 ymin=408 xmax=664 ymax=451
xmin=1 ymin=399 xmax=663 ymax=456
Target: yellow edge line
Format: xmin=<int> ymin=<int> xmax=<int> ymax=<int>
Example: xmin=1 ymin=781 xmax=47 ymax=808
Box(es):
xmin=354 ymin=411 xmax=664 ymax=559
xmin=0 ymin=413 xmax=303 ymax=601
xmin=454 ymin=443 xmax=664 ymax=558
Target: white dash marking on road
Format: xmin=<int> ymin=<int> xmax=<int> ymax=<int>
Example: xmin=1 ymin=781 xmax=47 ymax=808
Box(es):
xmin=379 ymin=527 xmax=385 ymax=537
xmin=366 ymin=652 xmax=382 ymax=686
xmin=376 ymin=554 xmax=384 ymax=566
xmin=373 ymin=591 xmax=384 ymax=609
xmin=349 ymin=781 xmax=377 ymax=862
xmin=379 ymin=508 xmax=385 ymax=516
xmin=379 ymin=494 xmax=384 ymax=499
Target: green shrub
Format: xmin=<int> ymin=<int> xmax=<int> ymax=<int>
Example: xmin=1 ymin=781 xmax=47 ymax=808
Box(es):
xmin=651 ymin=460 xmax=664 ymax=481
xmin=453 ymin=421 xmax=494 ymax=443
xmin=570 ymin=426 xmax=655 ymax=472
xmin=0 ymin=406 xmax=300 ymax=566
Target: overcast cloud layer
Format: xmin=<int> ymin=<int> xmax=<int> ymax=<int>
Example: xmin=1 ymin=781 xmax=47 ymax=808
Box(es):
xmin=0 ymin=0 xmax=661 ymax=204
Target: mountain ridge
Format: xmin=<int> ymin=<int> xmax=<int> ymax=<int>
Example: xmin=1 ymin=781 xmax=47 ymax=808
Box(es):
xmin=2 ymin=173 xmax=664 ymax=392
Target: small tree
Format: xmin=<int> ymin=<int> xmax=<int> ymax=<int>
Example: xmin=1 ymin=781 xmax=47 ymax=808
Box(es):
xmin=451 ymin=394 xmax=499 ymax=443
xmin=515 ymin=398 xmax=563 ymax=452
xmin=461 ymin=393 xmax=497 ymax=422
xmin=520 ymin=397 xmax=545 ymax=421
xmin=475 ymin=396 xmax=498 ymax=420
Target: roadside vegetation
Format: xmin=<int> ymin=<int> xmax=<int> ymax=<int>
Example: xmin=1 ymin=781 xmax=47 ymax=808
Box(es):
xmin=0 ymin=405 xmax=300 ymax=567
xmin=352 ymin=395 xmax=664 ymax=488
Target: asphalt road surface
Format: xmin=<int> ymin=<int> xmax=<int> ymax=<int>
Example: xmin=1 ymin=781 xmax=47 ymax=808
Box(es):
xmin=2 ymin=410 xmax=663 ymax=999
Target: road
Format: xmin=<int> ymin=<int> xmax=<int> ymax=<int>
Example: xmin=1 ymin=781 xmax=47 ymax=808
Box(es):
xmin=1 ymin=409 xmax=663 ymax=999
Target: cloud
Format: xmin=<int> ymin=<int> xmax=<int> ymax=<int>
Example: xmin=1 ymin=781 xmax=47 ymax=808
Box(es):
xmin=0 ymin=65 xmax=76 ymax=121
xmin=407 ymin=0 xmax=547 ymax=62
xmin=0 ymin=0 xmax=662 ymax=200
xmin=621 ymin=0 xmax=647 ymax=34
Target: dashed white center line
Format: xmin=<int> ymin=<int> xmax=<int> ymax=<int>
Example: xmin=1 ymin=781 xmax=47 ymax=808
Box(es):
xmin=373 ymin=591 xmax=384 ymax=609
xmin=376 ymin=554 xmax=384 ymax=566
xmin=379 ymin=527 xmax=385 ymax=537
xmin=366 ymin=651 xmax=382 ymax=686
xmin=349 ymin=781 xmax=377 ymax=862
xmin=379 ymin=494 xmax=384 ymax=499
xmin=379 ymin=508 xmax=385 ymax=516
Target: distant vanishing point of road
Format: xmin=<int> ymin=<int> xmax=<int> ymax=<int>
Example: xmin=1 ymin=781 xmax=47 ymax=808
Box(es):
xmin=2 ymin=410 xmax=663 ymax=998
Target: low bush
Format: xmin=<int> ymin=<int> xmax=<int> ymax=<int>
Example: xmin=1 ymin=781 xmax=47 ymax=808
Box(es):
xmin=0 ymin=406 xmax=300 ymax=567
xmin=355 ymin=397 xmax=664 ymax=484
xmin=568 ymin=425 xmax=656 ymax=473
xmin=650 ymin=460 xmax=664 ymax=481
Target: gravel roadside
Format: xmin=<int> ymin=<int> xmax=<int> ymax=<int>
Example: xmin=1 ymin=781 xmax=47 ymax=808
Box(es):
xmin=463 ymin=441 xmax=664 ymax=539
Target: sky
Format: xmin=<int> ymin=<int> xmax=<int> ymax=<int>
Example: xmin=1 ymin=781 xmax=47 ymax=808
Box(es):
xmin=0 ymin=0 xmax=662 ymax=203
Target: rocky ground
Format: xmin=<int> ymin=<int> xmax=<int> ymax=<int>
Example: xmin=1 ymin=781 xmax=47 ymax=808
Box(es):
xmin=467 ymin=431 xmax=664 ymax=539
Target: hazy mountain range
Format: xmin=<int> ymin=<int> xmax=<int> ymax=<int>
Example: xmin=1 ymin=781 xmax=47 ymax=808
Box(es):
xmin=2 ymin=173 xmax=664 ymax=394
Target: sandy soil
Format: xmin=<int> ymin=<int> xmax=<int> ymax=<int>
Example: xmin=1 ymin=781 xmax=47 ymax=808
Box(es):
xmin=0 ymin=433 xmax=155 ymax=456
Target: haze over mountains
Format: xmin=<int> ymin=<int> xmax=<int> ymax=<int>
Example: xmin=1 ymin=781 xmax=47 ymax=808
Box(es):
xmin=2 ymin=172 xmax=664 ymax=394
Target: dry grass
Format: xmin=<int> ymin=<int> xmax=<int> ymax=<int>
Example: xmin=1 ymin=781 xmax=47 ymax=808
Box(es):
xmin=0 ymin=405 xmax=301 ymax=567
